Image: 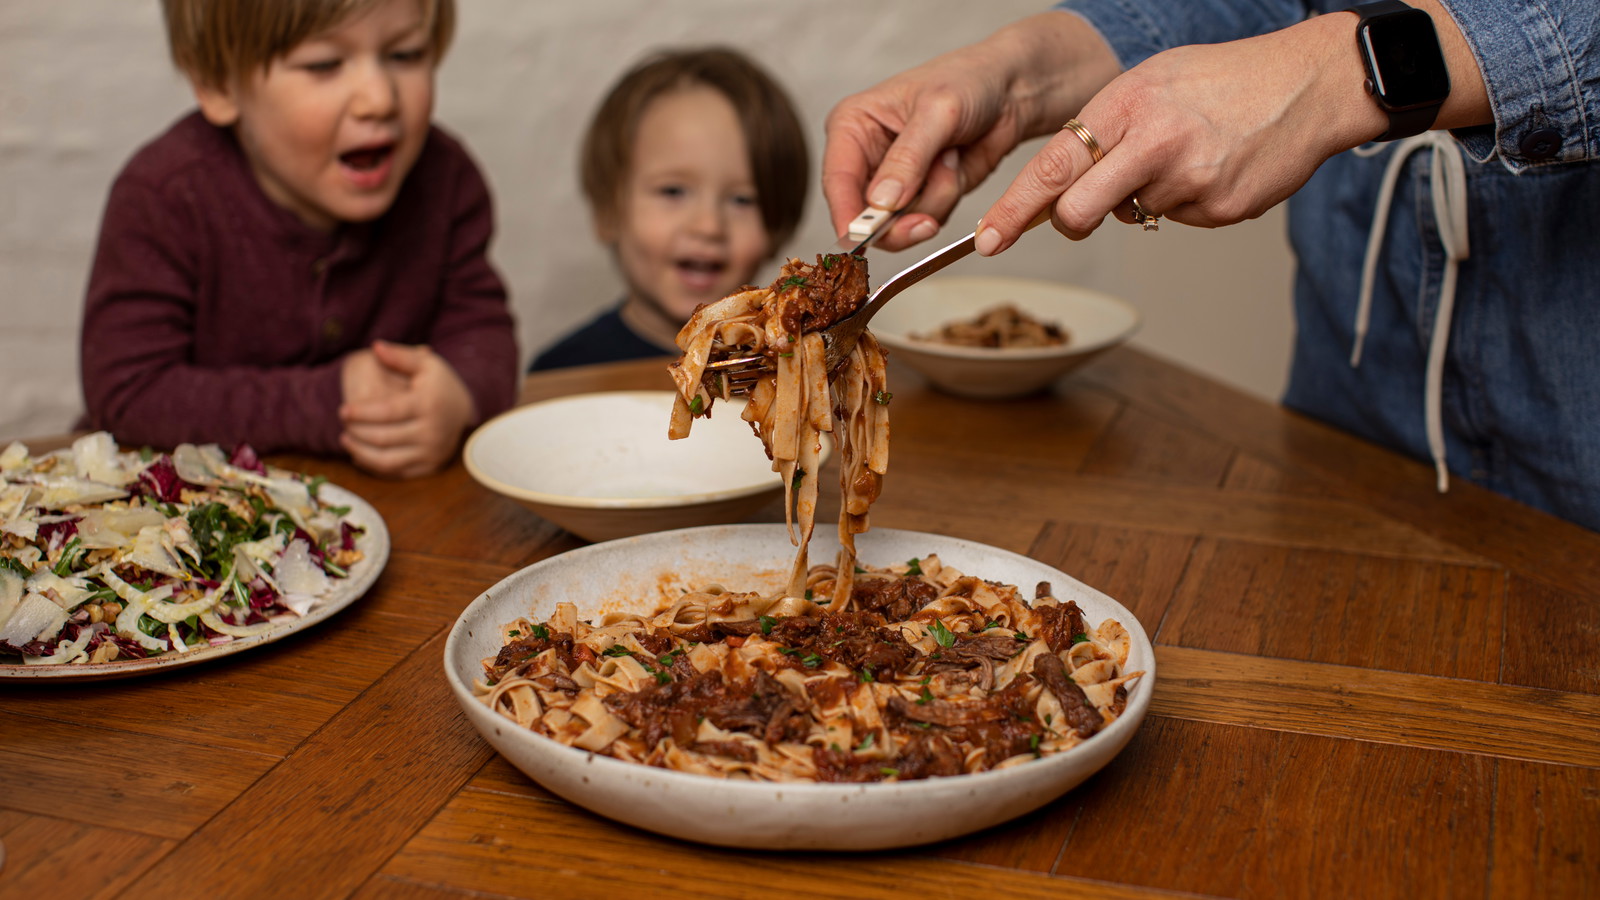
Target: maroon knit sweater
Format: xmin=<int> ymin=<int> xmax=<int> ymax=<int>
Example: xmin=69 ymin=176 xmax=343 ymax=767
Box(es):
xmin=80 ymin=112 xmax=518 ymax=455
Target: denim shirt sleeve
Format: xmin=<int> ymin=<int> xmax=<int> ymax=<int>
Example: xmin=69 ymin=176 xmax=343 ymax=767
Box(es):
xmin=1438 ymin=0 xmax=1600 ymax=169
xmin=1051 ymin=0 xmax=1310 ymax=69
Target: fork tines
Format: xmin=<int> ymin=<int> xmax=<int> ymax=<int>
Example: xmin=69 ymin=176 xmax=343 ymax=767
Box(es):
xmin=703 ymin=355 xmax=772 ymax=398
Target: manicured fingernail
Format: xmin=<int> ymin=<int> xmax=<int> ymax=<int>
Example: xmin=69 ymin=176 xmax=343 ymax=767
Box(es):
xmin=939 ymin=148 xmax=959 ymax=171
xmin=908 ymin=220 xmax=937 ymax=243
xmin=974 ymin=225 xmax=1002 ymax=256
xmin=868 ymin=179 xmax=902 ymax=209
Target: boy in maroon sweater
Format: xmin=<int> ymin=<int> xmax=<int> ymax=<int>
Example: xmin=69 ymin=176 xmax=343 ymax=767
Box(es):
xmin=81 ymin=0 xmax=516 ymax=478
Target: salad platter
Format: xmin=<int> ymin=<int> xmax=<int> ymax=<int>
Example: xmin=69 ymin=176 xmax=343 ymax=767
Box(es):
xmin=0 ymin=433 xmax=389 ymax=681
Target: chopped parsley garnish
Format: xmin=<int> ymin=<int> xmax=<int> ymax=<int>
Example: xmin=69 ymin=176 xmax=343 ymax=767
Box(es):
xmin=928 ymin=619 xmax=956 ymax=648
xmin=905 ymin=557 xmax=922 ymax=576
xmin=917 ymin=686 xmax=935 ymax=705
xmin=801 ymin=652 xmax=824 ymax=668
xmin=759 ymin=615 xmax=777 ymax=635
xmin=873 ymin=390 xmax=893 ymax=406
xmin=855 ymin=733 xmax=876 ymax=751
xmin=880 ymin=767 xmax=900 ymax=777
xmin=603 ymin=645 xmax=632 ymax=658
xmin=688 ymin=395 xmax=705 ymax=416
xmin=1014 ymin=629 xmax=1032 ymax=642
xmin=530 ymin=623 xmax=550 ymax=640
xmin=791 ymin=468 xmax=806 ymax=490
xmin=782 ymin=276 xmax=808 ymax=288
xmin=1071 ymin=633 xmax=1090 ymax=645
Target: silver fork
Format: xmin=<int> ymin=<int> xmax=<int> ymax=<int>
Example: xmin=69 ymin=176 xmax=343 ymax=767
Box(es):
xmin=706 ymin=211 xmax=1050 ymax=396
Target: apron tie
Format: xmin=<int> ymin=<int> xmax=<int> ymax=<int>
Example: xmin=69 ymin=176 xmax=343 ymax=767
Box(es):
xmin=1349 ymin=132 xmax=1471 ymax=492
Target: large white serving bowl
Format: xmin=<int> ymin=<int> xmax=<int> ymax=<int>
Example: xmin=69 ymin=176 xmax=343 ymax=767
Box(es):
xmin=465 ymin=391 xmax=825 ymax=542
xmin=870 ymin=276 xmax=1141 ymax=399
xmin=443 ymin=523 xmax=1155 ymax=851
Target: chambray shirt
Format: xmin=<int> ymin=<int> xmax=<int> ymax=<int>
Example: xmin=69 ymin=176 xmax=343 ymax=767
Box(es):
xmin=1055 ymin=0 xmax=1600 ymax=530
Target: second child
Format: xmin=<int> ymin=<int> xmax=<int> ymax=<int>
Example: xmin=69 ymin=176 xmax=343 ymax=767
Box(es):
xmin=529 ymin=47 xmax=809 ymax=371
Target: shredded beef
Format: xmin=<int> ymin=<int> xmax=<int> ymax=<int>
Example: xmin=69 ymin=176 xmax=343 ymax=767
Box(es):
xmin=852 ymin=574 xmax=937 ymax=621
xmin=1032 ymin=652 xmax=1103 ymax=738
xmin=775 ymin=253 xmax=870 ymax=337
xmin=1034 ymin=600 xmax=1088 ymax=655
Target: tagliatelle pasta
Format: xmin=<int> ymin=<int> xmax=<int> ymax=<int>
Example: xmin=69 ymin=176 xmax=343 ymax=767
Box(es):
xmin=475 ymin=554 xmax=1143 ymax=782
xmin=666 ymin=253 xmax=888 ymax=604
xmin=478 ymin=254 xmax=1142 ymax=782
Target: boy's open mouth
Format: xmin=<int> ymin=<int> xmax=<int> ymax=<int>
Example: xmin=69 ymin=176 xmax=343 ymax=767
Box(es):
xmin=340 ymin=145 xmax=393 ymax=172
xmin=677 ymin=259 xmax=726 ymax=276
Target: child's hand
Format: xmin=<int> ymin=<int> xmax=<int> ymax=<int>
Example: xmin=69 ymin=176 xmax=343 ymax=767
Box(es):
xmin=338 ymin=341 xmax=477 ymax=479
xmin=340 ymin=347 xmax=411 ymax=405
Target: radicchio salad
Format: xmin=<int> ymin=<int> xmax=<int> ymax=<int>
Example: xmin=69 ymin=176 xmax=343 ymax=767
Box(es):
xmin=0 ymin=432 xmax=366 ymax=666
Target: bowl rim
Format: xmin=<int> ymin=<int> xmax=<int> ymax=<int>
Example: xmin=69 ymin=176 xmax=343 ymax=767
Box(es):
xmin=870 ymin=275 xmax=1142 ymax=361
xmin=443 ymin=523 xmax=1155 ymax=800
xmin=463 ymin=390 xmax=819 ymax=511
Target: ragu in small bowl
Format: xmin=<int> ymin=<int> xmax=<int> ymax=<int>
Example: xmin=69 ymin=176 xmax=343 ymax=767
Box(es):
xmin=870 ymin=276 xmax=1141 ymax=399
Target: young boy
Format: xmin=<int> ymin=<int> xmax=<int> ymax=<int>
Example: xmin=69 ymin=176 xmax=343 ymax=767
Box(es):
xmin=528 ymin=47 xmax=809 ymax=371
xmin=80 ymin=0 xmax=517 ymax=478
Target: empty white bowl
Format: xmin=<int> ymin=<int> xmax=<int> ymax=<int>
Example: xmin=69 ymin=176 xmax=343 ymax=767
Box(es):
xmin=464 ymin=391 xmax=824 ymax=542
xmin=870 ymin=276 xmax=1141 ymax=399
xmin=443 ymin=523 xmax=1154 ymax=850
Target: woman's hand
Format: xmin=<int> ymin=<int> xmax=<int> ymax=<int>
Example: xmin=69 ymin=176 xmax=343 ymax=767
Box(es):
xmin=822 ymin=12 xmax=1121 ymax=250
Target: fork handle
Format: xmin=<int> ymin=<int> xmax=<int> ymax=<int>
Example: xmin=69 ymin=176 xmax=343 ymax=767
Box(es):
xmin=863 ymin=209 xmax=1052 ymax=313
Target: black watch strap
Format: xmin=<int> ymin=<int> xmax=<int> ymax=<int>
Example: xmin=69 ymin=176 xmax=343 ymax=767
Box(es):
xmin=1377 ymin=105 xmax=1438 ymax=142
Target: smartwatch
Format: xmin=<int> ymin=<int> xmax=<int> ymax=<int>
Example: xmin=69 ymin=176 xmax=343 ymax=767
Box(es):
xmin=1350 ymin=1 xmax=1451 ymax=141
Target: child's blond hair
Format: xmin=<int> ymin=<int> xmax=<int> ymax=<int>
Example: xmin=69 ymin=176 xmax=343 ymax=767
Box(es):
xmin=161 ymin=0 xmax=456 ymax=89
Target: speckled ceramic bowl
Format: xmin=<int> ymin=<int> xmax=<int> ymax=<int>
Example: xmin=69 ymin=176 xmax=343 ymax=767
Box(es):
xmin=464 ymin=391 xmax=823 ymax=542
xmin=871 ymin=276 xmax=1141 ymax=399
xmin=443 ymin=524 xmax=1154 ymax=850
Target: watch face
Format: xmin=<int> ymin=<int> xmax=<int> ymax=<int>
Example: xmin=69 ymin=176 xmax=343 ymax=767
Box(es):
xmin=1360 ymin=11 xmax=1450 ymax=110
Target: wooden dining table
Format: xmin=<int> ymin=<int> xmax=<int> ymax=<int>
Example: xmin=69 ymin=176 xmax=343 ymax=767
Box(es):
xmin=3 ymin=347 xmax=1597 ymax=900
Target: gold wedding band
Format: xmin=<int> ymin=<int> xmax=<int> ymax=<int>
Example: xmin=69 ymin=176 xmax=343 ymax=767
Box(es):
xmin=1062 ymin=118 xmax=1103 ymax=163
xmin=1060 ymin=118 xmax=1160 ymax=232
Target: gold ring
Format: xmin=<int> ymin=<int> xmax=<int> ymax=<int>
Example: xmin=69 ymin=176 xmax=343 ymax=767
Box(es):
xmin=1061 ymin=118 xmax=1103 ymax=163
xmin=1060 ymin=118 xmax=1160 ymax=232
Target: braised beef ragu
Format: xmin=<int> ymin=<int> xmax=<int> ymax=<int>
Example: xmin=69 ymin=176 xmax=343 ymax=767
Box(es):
xmin=775 ymin=253 xmax=871 ymax=338
xmin=477 ymin=555 xmax=1142 ymax=783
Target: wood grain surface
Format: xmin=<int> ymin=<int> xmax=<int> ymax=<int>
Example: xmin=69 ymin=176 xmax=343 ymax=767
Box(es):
xmin=4 ymin=348 xmax=1596 ymax=900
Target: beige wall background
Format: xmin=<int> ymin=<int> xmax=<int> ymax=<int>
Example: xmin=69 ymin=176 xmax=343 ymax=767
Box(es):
xmin=0 ymin=0 xmax=1295 ymax=442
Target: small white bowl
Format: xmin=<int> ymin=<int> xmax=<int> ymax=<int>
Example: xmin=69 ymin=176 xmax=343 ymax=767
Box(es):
xmin=464 ymin=391 xmax=823 ymax=542
xmin=444 ymin=524 xmax=1154 ymax=851
xmin=870 ymin=276 xmax=1141 ymax=399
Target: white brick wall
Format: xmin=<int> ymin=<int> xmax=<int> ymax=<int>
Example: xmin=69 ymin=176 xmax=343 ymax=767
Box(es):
xmin=0 ymin=0 xmax=1293 ymax=443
